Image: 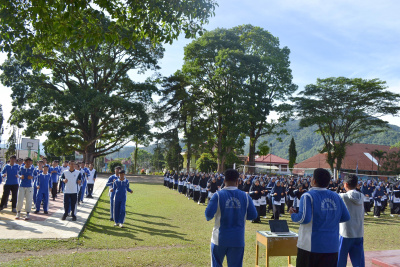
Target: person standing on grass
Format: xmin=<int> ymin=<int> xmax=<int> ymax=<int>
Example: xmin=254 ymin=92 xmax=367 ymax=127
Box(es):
xmin=60 ymin=160 xmax=82 ymax=221
xmin=289 ymin=168 xmax=350 ymax=267
xmin=205 ymin=169 xmax=257 ymax=267
xmin=337 ymin=175 xmax=365 ymax=267
xmin=0 ymin=155 xmax=19 ymax=212
xmin=106 ymin=166 xmax=121 ymax=221
xmin=111 ymin=170 xmax=133 ymax=228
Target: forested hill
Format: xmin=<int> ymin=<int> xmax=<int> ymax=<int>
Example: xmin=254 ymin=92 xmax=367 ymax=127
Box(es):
xmin=248 ymin=120 xmax=400 ymax=162
xmin=106 ymin=120 xmax=400 ymax=163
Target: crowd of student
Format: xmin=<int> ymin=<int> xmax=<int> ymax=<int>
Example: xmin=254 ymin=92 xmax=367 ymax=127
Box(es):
xmin=163 ymin=171 xmax=400 ymax=222
xmin=0 ymin=155 xmax=97 ymax=221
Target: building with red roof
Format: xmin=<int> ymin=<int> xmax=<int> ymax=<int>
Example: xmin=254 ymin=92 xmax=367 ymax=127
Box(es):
xmin=247 ymin=154 xmax=290 ymax=174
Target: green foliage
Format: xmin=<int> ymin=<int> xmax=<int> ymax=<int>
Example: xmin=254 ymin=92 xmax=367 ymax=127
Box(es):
xmin=1 ymin=15 xmax=159 ymax=162
xmin=131 ymin=149 xmax=152 ymax=171
xmin=288 ymin=137 xmax=297 ymax=170
xmin=164 ymin=129 xmax=183 ymax=171
xmin=196 ymin=153 xmax=217 ymax=172
xmin=0 ymin=104 xmax=3 ymax=134
xmin=0 ymin=0 xmax=217 ymax=55
xmin=257 ymin=141 xmax=270 ymax=156
xmin=151 ymin=143 xmax=165 ymax=172
xmin=293 ymin=77 xmax=400 ymax=171
xmin=108 ymin=160 xmax=122 ymax=173
xmin=5 ymin=127 xmax=17 ymax=160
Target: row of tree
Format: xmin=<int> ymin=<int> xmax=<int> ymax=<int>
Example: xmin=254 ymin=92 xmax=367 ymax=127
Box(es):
xmin=1 ymin=1 xmax=400 ymax=174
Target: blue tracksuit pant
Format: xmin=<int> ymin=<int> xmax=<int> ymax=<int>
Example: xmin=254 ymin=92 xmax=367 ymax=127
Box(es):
xmin=109 ymin=191 xmax=115 ymax=219
xmin=211 ymin=243 xmax=244 ymax=267
xmin=114 ymin=199 xmax=126 ymax=224
xmin=338 ymin=236 xmax=365 ymax=267
xmin=80 ymin=180 xmax=87 ymax=202
xmin=36 ymin=191 xmax=49 ymax=212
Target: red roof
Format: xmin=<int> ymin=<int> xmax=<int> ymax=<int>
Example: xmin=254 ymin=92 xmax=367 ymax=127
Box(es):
xmin=293 ymin=143 xmax=400 ymax=173
xmin=253 ymin=154 xmax=289 ymax=164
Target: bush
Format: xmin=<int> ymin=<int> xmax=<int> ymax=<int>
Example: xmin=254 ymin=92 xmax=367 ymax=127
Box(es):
xmin=196 ymin=153 xmax=217 ymax=172
xmin=109 ymin=160 xmax=123 ymax=173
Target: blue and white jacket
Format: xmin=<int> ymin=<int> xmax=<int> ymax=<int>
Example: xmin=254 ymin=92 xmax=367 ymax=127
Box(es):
xmin=291 ymin=187 xmax=350 ymax=253
xmin=205 ymin=186 xmax=257 ymax=247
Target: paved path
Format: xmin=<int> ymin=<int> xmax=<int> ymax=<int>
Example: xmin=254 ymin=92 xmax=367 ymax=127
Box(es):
xmin=0 ymin=176 xmax=108 ymax=239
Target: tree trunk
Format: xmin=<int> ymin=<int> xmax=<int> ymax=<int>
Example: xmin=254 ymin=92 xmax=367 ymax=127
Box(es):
xmin=248 ymin=129 xmax=256 ymax=174
xmin=134 ymin=138 xmax=138 ymax=174
xmin=186 ymin=143 xmax=192 ymax=173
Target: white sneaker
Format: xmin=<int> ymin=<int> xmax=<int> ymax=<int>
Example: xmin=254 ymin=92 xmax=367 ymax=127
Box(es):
xmin=25 ymin=213 xmax=30 ymax=220
xmin=119 ymin=224 xmax=123 ymax=228
xmin=390 ymin=214 xmax=394 ymax=217
xmin=114 ymin=223 xmax=118 ymax=226
xmin=15 ymin=212 xmax=21 ymax=219
xmin=374 ymin=215 xmax=379 ymax=218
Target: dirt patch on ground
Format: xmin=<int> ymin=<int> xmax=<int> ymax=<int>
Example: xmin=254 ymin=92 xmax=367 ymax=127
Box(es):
xmin=0 ymin=245 xmax=185 ymax=263
xmin=97 ymin=174 xmax=163 ymax=184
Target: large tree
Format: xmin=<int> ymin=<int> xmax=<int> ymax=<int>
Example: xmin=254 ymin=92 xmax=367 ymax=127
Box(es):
xmin=294 ymin=77 xmax=400 ymax=172
xmin=0 ymin=0 xmax=217 ymax=54
xmin=232 ymin=25 xmax=296 ymax=173
xmin=155 ymin=72 xmax=206 ymax=172
xmin=1 ymin=16 xmax=161 ymax=162
xmin=288 ymin=137 xmax=297 ymax=172
xmin=182 ymin=28 xmax=248 ymax=172
xmin=5 ymin=127 xmax=17 ymax=160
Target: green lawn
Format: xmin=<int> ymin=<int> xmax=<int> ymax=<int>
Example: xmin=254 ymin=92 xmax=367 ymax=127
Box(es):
xmin=1 ymin=183 xmax=399 ymax=266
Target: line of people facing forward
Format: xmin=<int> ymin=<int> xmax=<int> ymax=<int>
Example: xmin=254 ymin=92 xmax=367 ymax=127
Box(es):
xmin=163 ymin=171 xmax=400 ymax=223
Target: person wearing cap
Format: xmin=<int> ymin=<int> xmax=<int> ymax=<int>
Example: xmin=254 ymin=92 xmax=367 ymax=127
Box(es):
xmin=110 ymin=169 xmax=133 ymax=228
xmin=205 ymin=169 xmax=257 ymax=267
xmin=289 ymin=168 xmax=350 ymax=267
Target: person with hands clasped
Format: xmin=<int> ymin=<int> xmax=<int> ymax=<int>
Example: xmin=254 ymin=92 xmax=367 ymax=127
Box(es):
xmin=110 ymin=170 xmax=132 ymax=228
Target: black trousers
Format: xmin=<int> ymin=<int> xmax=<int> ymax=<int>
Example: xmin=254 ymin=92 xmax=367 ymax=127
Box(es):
xmin=51 ymin=182 xmax=58 ymax=199
xmin=253 ymin=205 xmax=261 ymax=222
xmin=1 ymin=184 xmax=19 ymax=209
xmin=193 ymin=190 xmax=200 ymax=202
xmin=364 ymin=202 xmax=370 ymax=213
xmin=87 ymin=184 xmax=94 ymax=197
xmin=260 ymin=204 xmax=267 ymax=216
xmin=272 ymin=204 xmax=280 ymax=220
xmin=64 ymin=193 xmax=78 ymax=217
xmin=280 ymin=203 xmax=285 ymax=214
xmin=296 ymin=247 xmax=338 ymax=267
xmin=287 ymin=199 xmax=294 ymax=211
xmin=199 ymin=191 xmax=207 ymax=203
xmin=182 ymin=186 xmax=187 ymax=195
xmin=391 ymin=203 xmax=400 ymax=214
xmin=374 ymin=205 xmax=381 ymax=217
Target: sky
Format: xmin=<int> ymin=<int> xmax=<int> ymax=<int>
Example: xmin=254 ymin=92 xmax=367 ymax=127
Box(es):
xmin=1 ymin=0 xmax=400 ymax=145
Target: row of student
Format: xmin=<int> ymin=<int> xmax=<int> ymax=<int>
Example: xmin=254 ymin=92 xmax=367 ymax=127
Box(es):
xmin=106 ymin=166 xmax=133 ymax=228
xmin=0 ymin=155 xmax=97 ymax=220
xmin=163 ymin=171 xmax=400 ymax=223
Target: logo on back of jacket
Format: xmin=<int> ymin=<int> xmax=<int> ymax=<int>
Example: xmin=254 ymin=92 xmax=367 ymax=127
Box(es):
xmin=225 ymin=197 xmax=241 ymax=209
xmin=321 ymin=198 xmax=337 ymax=211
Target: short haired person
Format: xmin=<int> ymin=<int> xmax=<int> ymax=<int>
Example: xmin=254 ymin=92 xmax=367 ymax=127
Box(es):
xmin=60 ymin=161 xmax=82 ymax=221
xmin=87 ymin=163 xmax=97 ymax=198
xmin=34 ymin=165 xmax=52 ymax=214
xmin=0 ymin=155 xmax=19 ymax=212
xmin=110 ymin=170 xmax=132 ymax=228
xmin=106 ymin=166 xmax=121 ymax=221
xmin=16 ymin=157 xmax=35 ymax=220
xmin=205 ymin=169 xmax=257 ymax=267
xmin=289 ymin=168 xmax=350 ymax=267
xmin=337 ymin=175 xmax=365 ymax=267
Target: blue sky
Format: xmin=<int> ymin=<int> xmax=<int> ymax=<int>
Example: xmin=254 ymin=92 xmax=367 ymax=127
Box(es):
xmin=1 ymin=0 xmax=400 ymax=142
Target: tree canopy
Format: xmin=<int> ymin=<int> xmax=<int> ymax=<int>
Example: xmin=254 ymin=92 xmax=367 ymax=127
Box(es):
xmin=0 ymin=0 xmax=217 ymax=55
xmin=294 ymin=77 xmax=400 ymax=172
xmin=1 ymin=15 xmax=162 ymax=162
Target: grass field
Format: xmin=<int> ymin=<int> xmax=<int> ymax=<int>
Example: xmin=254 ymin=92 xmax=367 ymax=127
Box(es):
xmin=0 ymin=182 xmax=399 ymax=266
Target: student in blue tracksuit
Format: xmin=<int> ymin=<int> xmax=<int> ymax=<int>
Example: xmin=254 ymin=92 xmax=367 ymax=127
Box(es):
xmin=34 ymin=165 xmax=52 ymax=214
xmin=205 ymin=169 xmax=257 ymax=267
xmin=33 ymin=161 xmax=44 ymax=206
xmin=0 ymin=155 xmax=20 ymax=212
xmin=290 ymin=168 xmax=350 ymax=267
xmin=106 ymin=166 xmax=121 ymax=221
xmin=111 ymin=170 xmax=132 ymax=228
xmin=49 ymin=160 xmax=60 ymax=201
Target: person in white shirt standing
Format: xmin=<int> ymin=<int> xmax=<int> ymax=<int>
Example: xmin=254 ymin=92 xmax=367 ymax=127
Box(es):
xmin=60 ymin=161 xmax=82 ymax=221
xmin=87 ymin=163 xmax=97 ymax=198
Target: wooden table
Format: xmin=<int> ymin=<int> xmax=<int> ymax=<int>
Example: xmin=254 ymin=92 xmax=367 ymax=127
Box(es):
xmin=255 ymin=231 xmax=298 ymax=267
